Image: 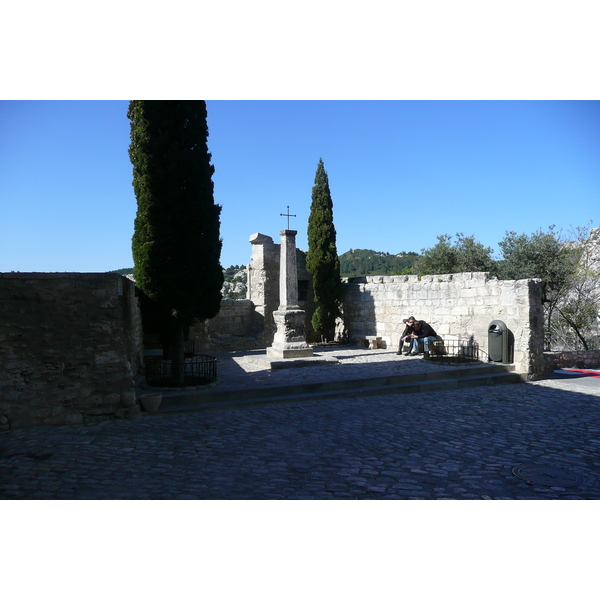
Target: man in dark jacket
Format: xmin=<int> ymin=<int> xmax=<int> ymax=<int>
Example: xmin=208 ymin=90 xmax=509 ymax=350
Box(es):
xmin=409 ymin=320 xmax=438 ymax=358
xmin=397 ymin=316 xmax=417 ymax=355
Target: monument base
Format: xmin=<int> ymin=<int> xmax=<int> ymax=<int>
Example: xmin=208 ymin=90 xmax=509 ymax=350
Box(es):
xmin=267 ymin=307 xmax=313 ymax=359
xmin=242 ymin=352 xmax=337 ymax=369
xmin=267 ymin=344 xmax=314 ymax=359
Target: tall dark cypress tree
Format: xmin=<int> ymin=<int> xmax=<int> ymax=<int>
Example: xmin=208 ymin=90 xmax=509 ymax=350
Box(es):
xmin=128 ymin=100 xmax=223 ymax=384
xmin=306 ymin=158 xmax=341 ymax=341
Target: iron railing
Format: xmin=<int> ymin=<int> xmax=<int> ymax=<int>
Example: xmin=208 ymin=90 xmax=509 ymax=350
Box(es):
xmin=306 ymin=331 xmax=325 ymax=344
xmin=145 ymin=355 xmax=218 ymax=387
xmin=425 ymin=339 xmax=480 ymax=365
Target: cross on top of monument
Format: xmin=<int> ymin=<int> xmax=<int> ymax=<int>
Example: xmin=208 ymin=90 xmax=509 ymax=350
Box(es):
xmin=280 ymin=206 xmax=296 ymax=230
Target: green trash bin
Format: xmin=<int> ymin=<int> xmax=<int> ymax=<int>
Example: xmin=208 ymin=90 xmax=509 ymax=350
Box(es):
xmin=488 ymin=320 xmax=509 ymax=363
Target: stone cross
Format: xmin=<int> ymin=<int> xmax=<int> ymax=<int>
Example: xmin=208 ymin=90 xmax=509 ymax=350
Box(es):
xmin=278 ymin=229 xmax=299 ymax=309
xmin=266 ymin=229 xmax=313 ymax=359
xmin=280 ymin=206 xmax=296 ymax=230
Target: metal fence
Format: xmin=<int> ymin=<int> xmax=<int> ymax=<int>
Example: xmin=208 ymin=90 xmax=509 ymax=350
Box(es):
xmin=184 ymin=339 xmax=196 ymax=357
xmin=425 ymin=339 xmax=480 ymax=365
xmin=306 ymin=331 xmax=326 ymax=344
xmin=145 ymin=355 xmax=218 ymax=387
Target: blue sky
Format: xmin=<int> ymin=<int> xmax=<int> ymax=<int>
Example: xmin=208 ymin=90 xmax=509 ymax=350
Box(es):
xmin=1 ymin=100 xmax=598 ymax=272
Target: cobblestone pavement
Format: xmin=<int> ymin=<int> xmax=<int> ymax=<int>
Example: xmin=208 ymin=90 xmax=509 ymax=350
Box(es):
xmin=143 ymin=347 xmax=460 ymax=396
xmin=2 ymin=361 xmax=600 ymax=499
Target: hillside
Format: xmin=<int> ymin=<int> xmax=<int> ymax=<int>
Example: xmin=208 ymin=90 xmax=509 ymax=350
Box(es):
xmin=110 ymin=250 xmax=419 ymax=290
xmin=339 ymin=249 xmax=419 ymax=277
xmin=221 ymin=265 xmax=247 ymax=299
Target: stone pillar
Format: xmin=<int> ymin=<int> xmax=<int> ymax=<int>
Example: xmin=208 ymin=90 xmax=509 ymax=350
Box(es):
xmin=247 ymin=233 xmax=279 ymax=344
xmin=267 ymin=230 xmax=313 ymax=359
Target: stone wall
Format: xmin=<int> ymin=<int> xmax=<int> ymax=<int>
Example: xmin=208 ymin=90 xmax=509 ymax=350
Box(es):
xmin=189 ymin=299 xmax=265 ymax=351
xmin=543 ymin=350 xmax=600 ymax=375
xmin=340 ymin=273 xmax=545 ymax=378
xmin=0 ymin=273 xmax=143 ymax=430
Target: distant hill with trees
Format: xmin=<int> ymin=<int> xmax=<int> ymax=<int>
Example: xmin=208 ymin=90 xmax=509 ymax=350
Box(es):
xmin=109 ymin=268 xmax=134 ymax=276
xmin=222 ymin=265 xmax=247 ymax=299
xmin=339 ymin=249 xmax=420 ymax=277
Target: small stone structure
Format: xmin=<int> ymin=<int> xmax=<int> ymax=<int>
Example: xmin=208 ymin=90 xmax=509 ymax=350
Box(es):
xmin=0 ymin=273 xmax=143 ymax=429
xmin=267 ymin=230 xmax=313 ymax=359
xmin=245 ymin=232 xmax=315 ymax=346
xmin=340 ymin=273 xmax=545 ymax=377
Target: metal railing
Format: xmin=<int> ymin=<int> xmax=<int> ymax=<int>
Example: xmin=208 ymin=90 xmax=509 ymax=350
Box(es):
xmin=425 ymin=339 xmax=480 ymax=365
xmin=306 ymin=331 xmax=325 ymax=344
xmin=145 ymin=355 xmax=218 ymax=387
xmin=184 ymin=339 xmax=195 ymax=357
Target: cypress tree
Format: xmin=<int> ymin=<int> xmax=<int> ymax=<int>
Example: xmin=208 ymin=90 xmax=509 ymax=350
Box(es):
xmin=306 ymin=158 xmax=341 ymax=341
xmin=128 ymin=100 xmax=223 ymax=384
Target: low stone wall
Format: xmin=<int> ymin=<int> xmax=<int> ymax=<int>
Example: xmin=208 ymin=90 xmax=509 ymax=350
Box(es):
xmin=340 ymin=273 xmax=545 ymax=377
xmin=0 ymin=273 xmax=143 ymax=430
xmin=543 ymin=350 xmax=600 ymax=375
xmin=189 ymin=299 xmax=265 ymax=352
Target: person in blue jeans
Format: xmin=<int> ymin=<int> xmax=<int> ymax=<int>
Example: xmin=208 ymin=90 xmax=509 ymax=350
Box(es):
xmin=397 ymin=316 xmax=417 ymax=355
xmin=408 ymin=320 xmax=438 ymax=358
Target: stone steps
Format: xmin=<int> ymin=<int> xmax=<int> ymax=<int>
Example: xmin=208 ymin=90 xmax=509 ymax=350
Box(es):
xmin=152 ymin=364 xmax=524 ymax=414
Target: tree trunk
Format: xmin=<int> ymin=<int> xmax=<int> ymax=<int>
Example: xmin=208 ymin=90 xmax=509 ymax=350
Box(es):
xmin=558 ymin=309 xmax=589 ymax=350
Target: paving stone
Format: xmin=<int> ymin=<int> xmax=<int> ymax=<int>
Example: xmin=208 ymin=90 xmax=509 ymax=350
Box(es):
xmin=1 ymin=349 xmax=600 ymax=499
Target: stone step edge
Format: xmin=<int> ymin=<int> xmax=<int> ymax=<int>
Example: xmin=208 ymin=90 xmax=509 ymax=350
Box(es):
xmin=154 ymin=371 xmax=524 ymax=415
xmin=156 ymin=363 xmax=516 ymax=408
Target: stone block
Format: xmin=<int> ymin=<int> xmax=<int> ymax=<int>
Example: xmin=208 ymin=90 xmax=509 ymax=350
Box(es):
xmin=104 ymin=393 xmax=121 ymax=405
xmin=65 ymin=413 xmax=84 ymax=425
xmin=120 ymin=391 xmax=137 ymax=407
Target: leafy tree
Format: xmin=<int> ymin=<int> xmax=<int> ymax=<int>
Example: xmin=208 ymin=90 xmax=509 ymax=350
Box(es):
xmin=497 ymin=226 xmax=575 ymax=349
xmin=551 ymin=225 xmax=600 ymax=350
xmin=306 ymin=158 xmax=341 ymax=340
xmin=339 ymin=249 xmax=419 ymax=277
xmin=454 ymin=234 xmax=496 ymax=273
xmin=413 ymin=234 xmax=458 ymax=275
xmin=128 ymin=100 xmax=223 ymax=384
xmin=414 ymin=234 xmax=496 ymax=276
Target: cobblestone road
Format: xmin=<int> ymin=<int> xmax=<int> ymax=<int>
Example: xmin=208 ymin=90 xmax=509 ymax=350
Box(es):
xmin=2 ymin=375 xmax=600 ymax=499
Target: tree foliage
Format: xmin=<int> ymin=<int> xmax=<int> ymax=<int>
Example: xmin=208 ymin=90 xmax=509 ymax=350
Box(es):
xmin=411 ymin=226 xmax=600 ymax=350
xmin=128 ymin=100 xmax=223 ymax=382
xmin=497 ymin=226 xmax=576 ymax=349
xmin=497 ymin=226 xmax=572 ymax=292
xmin=339 ymin=249 xmax=419 ymax=277
xmin=306 ymin=159 xmax=341 ymax=340
xmin=550 ymin=225 xmax=600 ymax=350
xmin=413 ymin=234 xmax=496 ymax=276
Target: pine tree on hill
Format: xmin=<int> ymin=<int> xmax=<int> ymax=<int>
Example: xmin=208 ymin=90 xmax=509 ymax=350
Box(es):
xmin=128 ymin=100 xmax=223 ymax=385
xmin=306 ymin=158 xmax=341 ymax=341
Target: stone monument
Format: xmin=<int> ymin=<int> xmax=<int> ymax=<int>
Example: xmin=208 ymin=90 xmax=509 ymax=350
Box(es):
xmin=266 ymin=228 xmax=314 ymax=359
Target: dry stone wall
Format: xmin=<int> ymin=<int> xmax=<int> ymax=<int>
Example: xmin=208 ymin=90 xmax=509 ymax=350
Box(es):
xmin=189 ymin=299 xmax=265 ymax=351
xmin=543 ymin=350 xmax=600 ymax=374
xmin=0 ymin=273 xmax=143 ymax=430
xmin=340 ymin=273 xmax=545 ymax=377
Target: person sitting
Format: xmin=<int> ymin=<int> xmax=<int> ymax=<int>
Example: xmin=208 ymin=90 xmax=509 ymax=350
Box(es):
xmin=397 ymin=316 xmax=417 ymax=355
xmin=409 ymin=320 xmax=438 ymax=358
